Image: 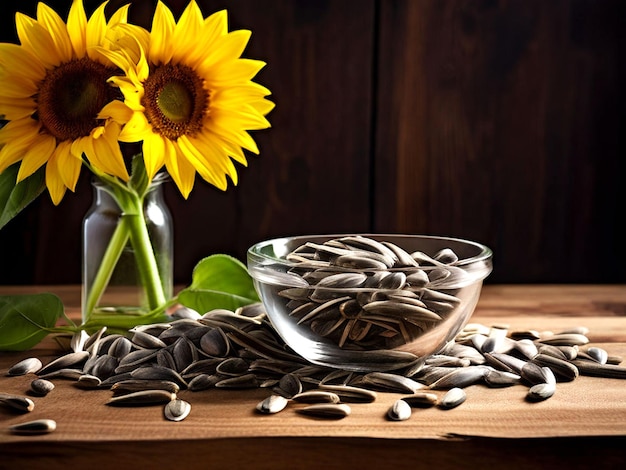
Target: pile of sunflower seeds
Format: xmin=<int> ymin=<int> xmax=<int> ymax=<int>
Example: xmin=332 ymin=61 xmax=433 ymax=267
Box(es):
xmin=276 ymin=236 xmax=471 ymax=350
xmin=2 ymin=303 xmax=625 ymax=430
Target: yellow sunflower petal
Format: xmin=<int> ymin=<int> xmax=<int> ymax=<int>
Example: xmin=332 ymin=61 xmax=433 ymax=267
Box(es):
xmin=118 ymin=112 xmax=150 ymax=143
xmin=0 ymin=118 xmax=40 ymax=145
xmin=0 ymin=77 xmax=38 ymax=98
xmin=177 ymin=135 xmax=225 ymax=189
xmin=199 ymin=30 xmax=252 ymax=69
xmin=16 ymin=134 xmax=56 ymax=182
xmin=57 ymin=142 xmax=83 ymax=191
xmin=142 ymin=133 xmax=166 ymax=179
xmin=191 ymin=132 xmax=239 ymax=183
xmin=108 ymin=3 xmax=130 ymax=26
xmin=99 ymin=100 xmax=134 ymax=124
xmin=45 ymin=146 xmax=70 ymax=205
xmin=0 ymin=100 xmax=36 ymax=120
xmin=150 ymin=1 xmax=176 ymax=65
xmin=0 ymin=43 xmax=46 ymax=80
xmin=200 ymin=59 xmax=266 ymax=86
xmin=15 ymin=14 xmax=60 ymax=67
xmin=36 ymin=2 xmax=73 ymax=62
xmin=90 ymin=126 xmax=130 ymax=181
xmin=86 ymin=2 xmax=108 ymax=51
xmin=162 ymin=138 xmax=193 ymax=197
xmin=67 ymin=0 xmax=88 ymax=56
xmin=173 ymin=1 xmax=203 ymax=50
xmin=0 ymin=140 xmax=29 ymax=174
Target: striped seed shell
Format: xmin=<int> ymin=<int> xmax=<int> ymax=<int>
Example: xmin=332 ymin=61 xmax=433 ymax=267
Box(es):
xmin=569 ymin=360 xmax=626 ymax=379
xmin=402 ymin=392 xmax=439 ymax=408
xmin=256 ymin=394 xmax=289 ymax=414
xmin=296 ymin=403 xmax=351 ymax=419
xmin=387 ymin=399 xmax=412 ymax=421
xmin=0 ymin=393 xmax=35 ymax=413
xmin=30 ymin=378 xmax=54 ymax=396
xmin=536 ymin=333 xmax=589 ymax=347
xmin=586 ymin=347 xmax=608 ymax=365
xmin=164 ymin=399 xmax=191 ymax=422
xmin=359 ymin=372 xmax=424 ymax=394
xmin=9 ymin=419 xmax=56 ymax=435
xmin=526 ymin=382 xmax=556 ymax=401
xmin=106 ymin=390 xmax=176 ymax=407
xmin=37 ymin=351 xmax=89 ymax=376
xmin=8 ymin=357 xmax=42 ymax=376
xmin=292 ymin=391 xmax=340 ymax=404
xmin=317 ymin=384 xmax=377 ymax=403
xmin=428 ymin=366 xmax=487 ymax=390
xmin=439 ymin=387 xmax=466 ymax=409
xmin=110 ymin=379 xmax=180 ymax=396
xmin=75 ymin=374 xmax=102 ymax=389
xmin=532 ymin=354 xmax=579 ymax=382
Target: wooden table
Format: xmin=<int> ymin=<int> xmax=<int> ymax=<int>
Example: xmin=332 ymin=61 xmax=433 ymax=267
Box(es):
xmin=1 ymin=285 xmax=625 ymax=469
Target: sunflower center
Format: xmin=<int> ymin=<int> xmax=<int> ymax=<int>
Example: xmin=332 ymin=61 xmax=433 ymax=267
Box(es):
xmin=142 ymin=63 xmax=208 ymax=140
xmin=37 ymin=58 xmax=120 ymax=141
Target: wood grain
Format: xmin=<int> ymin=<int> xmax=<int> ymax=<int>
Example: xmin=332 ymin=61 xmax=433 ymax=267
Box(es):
xmin=0 ymin=0 xmax=624 ymax=286
xmin=0 ymin=284 xmax=625 ymax=469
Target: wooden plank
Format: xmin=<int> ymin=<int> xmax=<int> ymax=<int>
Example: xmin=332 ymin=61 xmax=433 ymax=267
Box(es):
xmin=374 ymin=0 xmax=626 ymax=283
xmin=0 ymin=284 xmax=625 ymax=470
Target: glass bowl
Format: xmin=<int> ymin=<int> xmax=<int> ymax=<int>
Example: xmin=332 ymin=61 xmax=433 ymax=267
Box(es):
xmin=247 ymin=234 xmax=493 ymax=372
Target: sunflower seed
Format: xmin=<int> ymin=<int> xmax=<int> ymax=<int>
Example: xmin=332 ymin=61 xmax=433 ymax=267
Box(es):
xmin=532 ymin=354 xmax=579 ymax=382
xmin=8 ymin=357 xmax=42 ymax=376
xmin=387 ymin=399 xmax=412 ymax=421
xmin=215 ymin=373 xmax=259 ymax=389
xmin=131 ymin=330 xmax=168 ymax=349
xmin=359 ymin=372 xmax=424 ymax=394
xmin=483 ymin=369 xmax=522 ymax=387
xmin=569 ymin=360 xmax=626 ymax=379
xmin=37 ymin=351 xmax=89 ymax=376
xmin=164 ymin=399 xmax=191 ymax=421
xmin=274 ymin=373 xmax=303 ymax=398
xmin=402 ymin=392 xmax=439 ymax=408
xmin=0 ymin=393 xmax=35 ymax=413
xmin=317 ymin=384 xmax=377 ymax=403
xmin=428 ymin=366 xmax=487 ymax=390
xmin=586 ymin=347 xmax=608 ymax=365
xmin=537 ymin=333 xmax=589 ymax=347
xmin=292 ymin=390 xmax=340 ymax=404
xmin=30 ymin=378 xmax=54 ymax=396
xmin=527 ymin=382 xmax=556 ymax=401
xmin=521 ymin=362 xmax=549 ymax=385
xmin=188 ymin=373 xmax=220 ymax=391
xmin=110 ymin=379 xmax=180 ymax=396
xmin=75 ymin=374 xmax=102 ymax=389
xmin=106 ymin=390 xmax=176 ymax=407
xmin=130 ymin=366 xmax=187 ymax=388
xmin=439 ymin=387 xmax=466 ymax=409
xmin=256 ymin=394 xmax=289 ymax=414
xmin=296 ymin=403 xmax=351 ymax=419
xmin=9 ymin=419 xmax=56 ymax=434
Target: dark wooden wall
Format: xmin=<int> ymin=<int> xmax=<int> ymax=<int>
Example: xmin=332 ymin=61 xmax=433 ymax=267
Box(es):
xmin=0 ymin=0 xmax=624 ymax=286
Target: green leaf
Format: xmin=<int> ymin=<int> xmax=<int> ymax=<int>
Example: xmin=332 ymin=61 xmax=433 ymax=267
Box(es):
xmin=177 ymin=254 xmax=260 ymax=314
xmin=0 ymin=294 xmax=64 ymax=351
xmin=0 ymin=163 xmax=46 ymax=230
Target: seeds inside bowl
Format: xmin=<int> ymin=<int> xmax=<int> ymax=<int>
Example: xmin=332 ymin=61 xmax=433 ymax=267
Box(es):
xmin=270 ymin=236 xmax=473 ymax=351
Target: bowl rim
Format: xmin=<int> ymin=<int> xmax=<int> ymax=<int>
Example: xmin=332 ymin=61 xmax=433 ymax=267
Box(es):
xmin=247 ymin=233 xmax=493 ymax=269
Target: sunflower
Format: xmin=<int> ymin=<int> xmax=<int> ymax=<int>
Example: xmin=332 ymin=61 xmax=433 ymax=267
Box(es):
xmin=0 ymin=0 xmax=134 ymax=205
xmin=105 ymin=0 xmax=274 ymax=198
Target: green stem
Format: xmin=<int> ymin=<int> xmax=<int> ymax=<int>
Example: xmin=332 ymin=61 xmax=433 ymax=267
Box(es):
xmin=82 ymin=218 xmax=130 ymax=323
xmin=82 ymin=180 xmax=168 ymax=325
xmin=125 ymin=194 xmax=167 ymax=310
